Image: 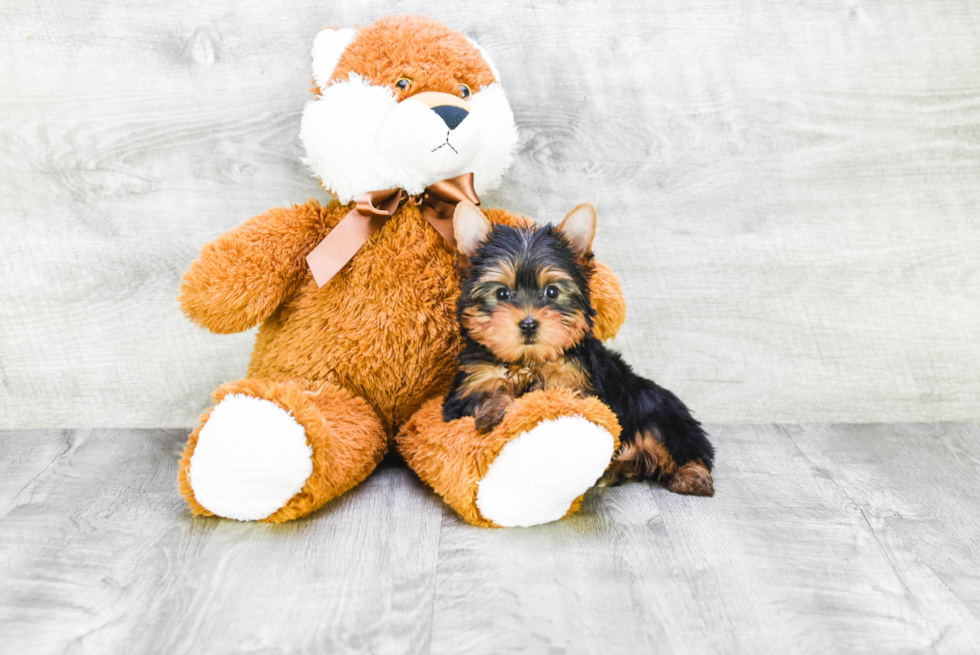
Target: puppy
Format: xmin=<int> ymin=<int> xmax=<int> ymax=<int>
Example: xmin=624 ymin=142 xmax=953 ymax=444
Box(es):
xmin=443 ymin=202 xmax=715 ymax=496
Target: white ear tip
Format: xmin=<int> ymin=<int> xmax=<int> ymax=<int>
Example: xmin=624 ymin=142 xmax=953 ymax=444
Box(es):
xmin=565 ymin=203 xmax=597 ymax=227
xmin=454 ymin=201 xmax=486 ymax=225
xmin=575 ymin=202 xmax=597 ymax=219
xmin=559 ymin=203 xmax=597 ymax=255
xmin=311 ymin=27 xmax=357 ymax=90
xmin=454 ymin=202 xmax=492 ymax=256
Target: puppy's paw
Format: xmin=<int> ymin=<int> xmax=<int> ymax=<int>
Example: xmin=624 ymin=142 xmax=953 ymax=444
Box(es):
xmin=596 ymin=430 xmax=670 ymax=487
xmin=475 ymin=413 xmax=503 ymax=434
xmin=474 ymin=395 xmax=514 ymax=434
xmin=667 ymin=461 xmax=715 ymax=496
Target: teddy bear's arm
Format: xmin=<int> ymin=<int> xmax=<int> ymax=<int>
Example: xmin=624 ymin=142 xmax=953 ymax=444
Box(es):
xmin=179 ymin=200 xmax=344 ymax=334
xmin=481 ymin=208 xmax=626 ymax=342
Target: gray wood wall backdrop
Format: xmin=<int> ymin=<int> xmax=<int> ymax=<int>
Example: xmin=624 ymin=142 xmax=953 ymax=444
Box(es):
xmin=1 ymin=0 xmax=978 ymax=428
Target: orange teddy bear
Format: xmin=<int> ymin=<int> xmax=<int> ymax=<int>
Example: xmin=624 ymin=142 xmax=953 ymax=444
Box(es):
xmin=177 ymin=15 xmax=627 ymax=528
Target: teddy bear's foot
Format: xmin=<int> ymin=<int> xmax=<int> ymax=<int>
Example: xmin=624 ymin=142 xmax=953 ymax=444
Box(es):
xmin=397 ymin=388 xmax=622 ymax=528
xmin=186 ymin=393 xmax=312 ymax=521
xmin=179 ymin=378 xmax=386 ymax=522
xmin=475 ymin=415 xmax=616 ymax=527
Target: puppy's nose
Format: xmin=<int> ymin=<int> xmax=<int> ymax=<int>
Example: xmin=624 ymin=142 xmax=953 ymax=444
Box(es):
xmin=519 ymin=317 xmax=539 ymax=335
xmin=431 ymin=104 xmax=468 ymax=130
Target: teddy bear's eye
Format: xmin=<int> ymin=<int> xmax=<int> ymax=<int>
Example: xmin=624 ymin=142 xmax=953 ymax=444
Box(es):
xmin=396 ymin=77 xmax=412 ymax=91
xmin=457 ymin=83 xmax=472 ymax=99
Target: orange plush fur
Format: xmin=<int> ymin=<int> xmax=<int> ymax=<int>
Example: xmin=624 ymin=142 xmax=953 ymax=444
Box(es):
xmin=179 ymin=377 xmax=385 ymax=522
xmin=397 ymin=388 xmax=621 ymax=528
xmin=329 ymin=16 xmax=496 ymax=98
xmin=177 ymin=197 xmax=625 ymax=521
xmin=177 ymin=15 xmax=627 ymax=525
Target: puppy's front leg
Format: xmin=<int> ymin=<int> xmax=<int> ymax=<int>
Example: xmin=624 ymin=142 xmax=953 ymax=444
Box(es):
xmin=474 ymin=394 xmax=515 ymax=433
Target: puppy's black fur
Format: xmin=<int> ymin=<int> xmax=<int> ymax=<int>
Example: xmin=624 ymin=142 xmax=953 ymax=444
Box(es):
xmin=444 ymin=220 xmax=715 ymax=493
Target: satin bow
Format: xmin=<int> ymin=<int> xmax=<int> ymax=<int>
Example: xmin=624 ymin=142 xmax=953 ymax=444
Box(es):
xmin=306 ymin=172 xmax=480 ymax=288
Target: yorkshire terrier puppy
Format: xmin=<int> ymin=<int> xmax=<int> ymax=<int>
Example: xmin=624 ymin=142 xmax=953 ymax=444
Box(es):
xmin=443 ymin=202 xmax=715 ymax=496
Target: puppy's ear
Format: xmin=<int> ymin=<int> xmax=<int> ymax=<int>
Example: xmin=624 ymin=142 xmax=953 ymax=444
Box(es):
xmin=557 ymin=203 xmax=597 ymax=260
xmin=454 ymin=201 xmax=493 ymax=259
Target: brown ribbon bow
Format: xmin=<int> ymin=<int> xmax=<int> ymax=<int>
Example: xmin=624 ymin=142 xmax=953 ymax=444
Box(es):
xmin=306 ymin=172 xmax=480 ymax=288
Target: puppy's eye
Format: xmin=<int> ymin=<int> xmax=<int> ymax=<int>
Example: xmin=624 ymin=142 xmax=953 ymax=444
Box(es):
xmin=458 ymin=83 xmax=471 ymax=99
xmin=495 ymin=288 xmax=511 ymax=301
xmin=396 ymin=77 xmax=412 ymax=91
xmin=545 ymin=285 xmax=560 ymax=300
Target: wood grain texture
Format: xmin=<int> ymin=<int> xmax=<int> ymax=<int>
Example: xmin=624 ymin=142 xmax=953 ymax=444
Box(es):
xmin=2 ymin=424 xmax=979 ymax=653
xmin=1 ymin=0 xmax=979 ymax=427
xmin=0 ymin=429 xmax=444 ymax=654
xmin=429 ymin=423 xmax=980 ymax=654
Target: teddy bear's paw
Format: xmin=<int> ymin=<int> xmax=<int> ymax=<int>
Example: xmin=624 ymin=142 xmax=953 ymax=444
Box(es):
xmin=475 ymin=415 xmax=615 ymax=528
xmin=188 ymin=393 xmax=314 ymax=521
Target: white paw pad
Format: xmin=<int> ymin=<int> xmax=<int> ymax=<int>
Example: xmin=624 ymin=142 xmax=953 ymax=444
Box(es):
xmin=476 ymin=416 xmax=616 ymax=528
xmin=188 ymin=393 xmax=314 ymax=521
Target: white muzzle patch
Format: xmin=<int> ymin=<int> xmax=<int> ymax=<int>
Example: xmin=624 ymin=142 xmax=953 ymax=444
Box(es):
xmin=379 ymin=96 xmax=481 ymax=179
xmin=300 ymin=74 xmax=518 ymax=203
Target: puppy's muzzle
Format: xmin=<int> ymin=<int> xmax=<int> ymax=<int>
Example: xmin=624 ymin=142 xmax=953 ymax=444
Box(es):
xmin=408 ymin=91 xmax=470 ymax=130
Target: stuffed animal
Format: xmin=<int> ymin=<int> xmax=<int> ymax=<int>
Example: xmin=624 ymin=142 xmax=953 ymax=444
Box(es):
xmin=177 ymin=14 xmax=628 ymax=528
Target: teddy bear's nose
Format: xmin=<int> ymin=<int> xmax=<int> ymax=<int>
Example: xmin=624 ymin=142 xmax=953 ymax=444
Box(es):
xmin=431 ymin=104 xmax=468 ymax=130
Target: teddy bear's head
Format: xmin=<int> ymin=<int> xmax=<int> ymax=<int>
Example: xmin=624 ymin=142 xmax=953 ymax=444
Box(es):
xmin=300 ymin=15 xmax=519 ymax=204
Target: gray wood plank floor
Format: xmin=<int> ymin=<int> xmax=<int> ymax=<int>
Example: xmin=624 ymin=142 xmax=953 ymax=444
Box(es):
xmin=1 ymin=424 xmax=978 ymax=654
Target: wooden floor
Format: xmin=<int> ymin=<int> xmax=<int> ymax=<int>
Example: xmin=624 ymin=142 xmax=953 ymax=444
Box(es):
xmin=1 ymin=424 xmax=978 ymax=654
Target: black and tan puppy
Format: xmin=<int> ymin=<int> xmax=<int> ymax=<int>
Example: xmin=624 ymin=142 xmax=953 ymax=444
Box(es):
xmin=443 ymin=202 xmax=715 ymax=495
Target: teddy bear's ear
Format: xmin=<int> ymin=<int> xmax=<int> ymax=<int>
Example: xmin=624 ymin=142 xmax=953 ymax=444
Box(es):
xmin=311 ymin=27 xmax=358 ymax=91
xmin=465 ymin=38 xmax=501 ymax=83
xmin=557 ymin=203 xmax=597 ymax=260
xmin=454 ymin=201 xmax=493 ymax=259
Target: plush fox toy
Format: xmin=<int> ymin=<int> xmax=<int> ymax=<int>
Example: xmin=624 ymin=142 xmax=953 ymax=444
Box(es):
xmin=177 ymin=14 xmax=629 ymax=528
